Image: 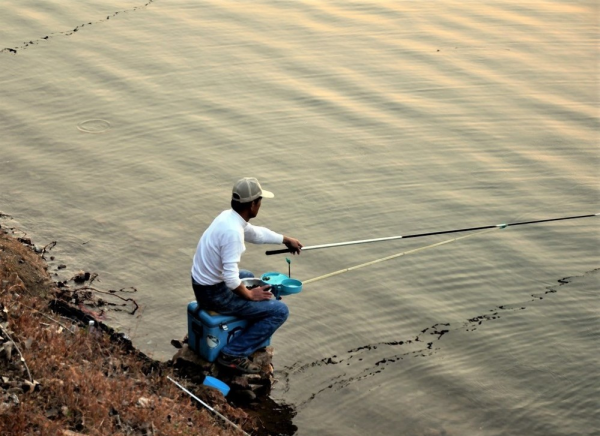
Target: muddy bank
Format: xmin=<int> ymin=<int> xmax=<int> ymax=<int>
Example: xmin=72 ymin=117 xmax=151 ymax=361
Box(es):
xmin=0 ymin=217 xmax=297 ymax=435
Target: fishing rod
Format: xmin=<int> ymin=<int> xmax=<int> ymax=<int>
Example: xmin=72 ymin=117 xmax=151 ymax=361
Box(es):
xmin=266 ymin=213 xmax=599 ymax=256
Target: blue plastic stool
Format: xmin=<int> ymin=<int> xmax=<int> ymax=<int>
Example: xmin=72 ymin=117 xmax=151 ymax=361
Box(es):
xmin=187 ymin=301 xmax=270 ymax=362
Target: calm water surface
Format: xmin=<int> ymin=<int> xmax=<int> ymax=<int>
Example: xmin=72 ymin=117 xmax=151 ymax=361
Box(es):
xmin=1 ymin=1 xmax=598 ymax=435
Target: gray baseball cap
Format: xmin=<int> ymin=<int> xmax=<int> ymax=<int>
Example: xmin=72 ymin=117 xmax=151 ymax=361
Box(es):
xmin=232 ymin=177 xmax=274 ymax=203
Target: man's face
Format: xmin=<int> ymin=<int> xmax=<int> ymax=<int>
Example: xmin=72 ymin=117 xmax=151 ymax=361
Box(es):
xmin=249 ymin=198 xmax=262 ymax=219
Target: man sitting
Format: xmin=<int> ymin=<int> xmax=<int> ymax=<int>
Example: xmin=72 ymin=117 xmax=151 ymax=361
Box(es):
xmin=191 ymin=177 xmax=302 ymax=373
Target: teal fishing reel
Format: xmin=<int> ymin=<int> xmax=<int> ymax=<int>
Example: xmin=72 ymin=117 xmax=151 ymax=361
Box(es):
xmin=261 ymin=271 xmax=302 ymax=299
xmin=260 ymin=257 xmax=302 ymax=299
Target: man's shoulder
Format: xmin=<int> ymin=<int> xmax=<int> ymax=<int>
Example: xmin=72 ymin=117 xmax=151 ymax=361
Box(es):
xmin=210 ymin=209 xmax=233 ymax=226
xmin=215 ymin=209 xmax=244 ymax=225
xmin=212 ymin=210 xmax=244 ymax=237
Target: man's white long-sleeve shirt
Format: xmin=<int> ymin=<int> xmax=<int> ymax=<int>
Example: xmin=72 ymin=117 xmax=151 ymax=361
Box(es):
xmin=191 ymin=209 xmax=283 ymax=289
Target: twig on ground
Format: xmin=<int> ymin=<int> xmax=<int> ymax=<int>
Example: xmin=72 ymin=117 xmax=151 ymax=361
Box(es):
xmin=19 ymin=302 xmax=75 ymax=334
xmin=0 ymin=323 xmax=33 ymax=382
xmin=89 ymin=273 xmax=98 ymax=286
xmin=41 ymin=241 xmax=57 ymax=259
xmin=75 ymin=286 xmax=139 ymax=315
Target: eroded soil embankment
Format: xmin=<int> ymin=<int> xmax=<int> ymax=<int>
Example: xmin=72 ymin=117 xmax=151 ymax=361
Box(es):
xmin=0 ymin=228 xmax=296 ymax=435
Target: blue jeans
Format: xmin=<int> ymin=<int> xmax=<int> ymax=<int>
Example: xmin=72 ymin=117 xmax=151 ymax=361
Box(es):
xmin=192 ymin=270 xmax=289 ymax=358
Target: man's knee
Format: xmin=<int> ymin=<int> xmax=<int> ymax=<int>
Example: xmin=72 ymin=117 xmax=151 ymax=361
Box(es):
xmin=274 ymin=301 xmax=289 ymax=322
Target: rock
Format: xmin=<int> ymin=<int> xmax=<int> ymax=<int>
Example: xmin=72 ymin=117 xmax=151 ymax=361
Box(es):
xmin=107 ymin=357 xmax=122 ymax=371
xmin=248 ymin=383 xmax=264 ymax=392
xmin=172 ymin=345 xmax=216 ymax=372
xmin=194 ymin=384 xmax=227 ymax=406
xmin=6 ymin=393 xmax=19 ymax=405
xmin=239 ymin=374 xmax=262 ymax=382
xmin=45 ymin=408 xmax=60 ymax=419
xmin=7 ymin=386 xmax=23 ymax=396
xmin=172 ymin=344 xmax=277 ymax=394
xmin=22 ymin=380 xmax=40 ymax=393
xmin=230 ymin=376 xmax=250 ymax=389
xmin=0 ymin=401 xmax=14 ymax=415
xmin=136 ymin=397 xmax=152 ymax=408
xmin=236 ymin=389 xmax=256 ymax=402
xmin=63 ymin=430 xmax=87 ymax=436
xmin=72 ymin=271 xmax=90 ymax=284
xmin=170 ymin=339 xmax=183 ymax=349
xmin=170 ymin=341 xmax=293 ymax=433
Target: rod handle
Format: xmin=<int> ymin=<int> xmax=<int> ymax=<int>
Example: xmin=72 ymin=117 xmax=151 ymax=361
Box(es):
xmin=266 ymin=248 xmax=292 ymax=256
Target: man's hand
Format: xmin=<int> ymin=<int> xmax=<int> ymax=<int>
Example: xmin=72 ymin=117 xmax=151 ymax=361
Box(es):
xmin=283 ymin=236 xmax=303 ymax=254
xmin=233 ymin=283 xmax=273 ymax=301
xmin=247 ymin=285 xmax=273 ymax=301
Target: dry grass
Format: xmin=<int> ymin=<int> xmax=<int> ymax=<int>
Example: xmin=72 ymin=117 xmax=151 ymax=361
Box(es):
xmin=0 ymin=231 xmax=245 ymax=436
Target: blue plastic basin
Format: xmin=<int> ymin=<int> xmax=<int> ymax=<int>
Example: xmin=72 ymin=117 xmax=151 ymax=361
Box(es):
xmin=203 ymin=376 xmax=230 ymax=397
xmin=280 ymin=278 xmax=302 ymax=295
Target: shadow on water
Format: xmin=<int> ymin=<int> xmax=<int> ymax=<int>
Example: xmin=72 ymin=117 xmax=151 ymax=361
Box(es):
xmin=279 ymin=270 xmax=598 ymax=410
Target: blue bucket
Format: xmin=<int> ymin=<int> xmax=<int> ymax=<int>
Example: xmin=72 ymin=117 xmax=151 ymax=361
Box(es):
xmin=280 ymin=278 xmax=302 ymax=295
xmin=203 ymin=376 xmax=230 ymax=397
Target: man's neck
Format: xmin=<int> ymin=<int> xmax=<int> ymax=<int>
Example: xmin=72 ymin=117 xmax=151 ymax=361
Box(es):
xmin=234 ymin=209 xmax=252 ymax=222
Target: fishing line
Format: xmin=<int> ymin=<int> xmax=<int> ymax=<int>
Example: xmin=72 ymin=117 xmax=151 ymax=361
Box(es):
xmin=303 ymin=228 xmax=496 ymax=285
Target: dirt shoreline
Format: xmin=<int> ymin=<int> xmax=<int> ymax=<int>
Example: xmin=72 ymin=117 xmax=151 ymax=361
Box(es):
xmin=0 ymin=219 xmax=296 ymax=435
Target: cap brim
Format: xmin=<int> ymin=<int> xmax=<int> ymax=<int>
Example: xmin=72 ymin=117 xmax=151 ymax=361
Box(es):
xmin=261 ymin=189 xmax=275 ymax=199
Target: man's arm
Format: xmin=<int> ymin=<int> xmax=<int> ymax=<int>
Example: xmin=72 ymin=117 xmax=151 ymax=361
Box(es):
xmin=245 ymin=223 xmax=303 ymax=253
xmin=283 ymin=235 xmax=303 ymax=254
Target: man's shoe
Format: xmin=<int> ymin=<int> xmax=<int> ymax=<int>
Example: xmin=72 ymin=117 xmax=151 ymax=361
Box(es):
xmin=217 ymin=353 xmax=261 ymax=374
